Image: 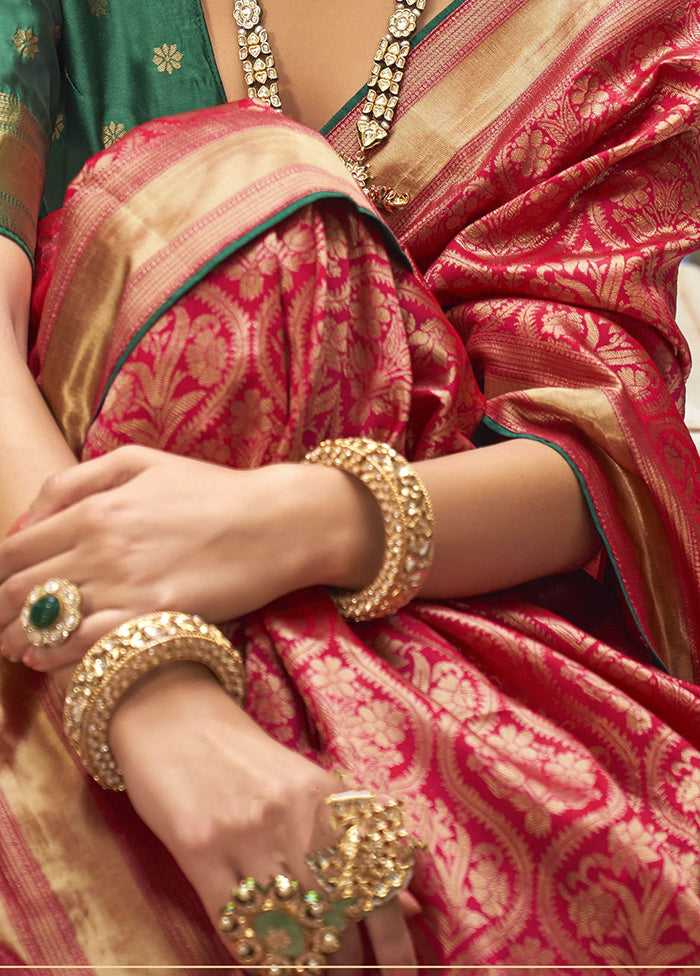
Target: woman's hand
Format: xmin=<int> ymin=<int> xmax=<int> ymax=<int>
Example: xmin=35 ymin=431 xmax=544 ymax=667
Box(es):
xmin=0 ymin=444 xmax=383 ymax=671
xmin=109 ymin=662 xmax=418 ymax=974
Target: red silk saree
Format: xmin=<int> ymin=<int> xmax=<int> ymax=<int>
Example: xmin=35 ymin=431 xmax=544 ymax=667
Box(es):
xmin=2 ymin=0 xmax=700 ymax=969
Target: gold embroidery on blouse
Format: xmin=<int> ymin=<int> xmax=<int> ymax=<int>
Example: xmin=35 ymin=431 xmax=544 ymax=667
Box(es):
xmin=101 ymin=122 xmax=126 ymax=148
xmin=0 ymin=92 xmax=49 ymax=251
xmin=152 ymin=44 xmax=183 ymax=74
xmin=13 ymin=28 xmax=39 ymax=59
xmin=52 ymin=114 xmax=65 ymax=140
xmin=88 ymin=0 xmax=108 ymax=16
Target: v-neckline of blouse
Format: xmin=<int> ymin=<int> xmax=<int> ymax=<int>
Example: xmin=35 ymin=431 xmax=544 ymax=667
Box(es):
xmin=195 ymin=0 xmax=466 ymax=137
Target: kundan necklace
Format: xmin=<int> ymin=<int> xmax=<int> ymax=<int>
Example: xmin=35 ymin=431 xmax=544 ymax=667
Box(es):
xmin=232 ymin=0 xmax=427 ymax=211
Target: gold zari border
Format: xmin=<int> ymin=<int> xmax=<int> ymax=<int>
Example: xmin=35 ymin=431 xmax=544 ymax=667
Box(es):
xmin=40 ymin=113 xmax=371 ymax=453
xmin=0 ymin=92 xmax=49 ymax=254
xmin=493 ymin=387 xmax=695 ymax=682
xmin=364 ymin=0 xmax=617 ymax=201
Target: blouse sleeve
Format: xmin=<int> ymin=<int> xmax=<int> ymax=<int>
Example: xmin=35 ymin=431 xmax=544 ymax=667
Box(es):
xmin=0 ymin=0 xmax=62 ymax=259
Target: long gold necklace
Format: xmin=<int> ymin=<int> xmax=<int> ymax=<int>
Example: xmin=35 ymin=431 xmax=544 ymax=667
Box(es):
xmin=232 ymin=0 xmax=427 ymax=211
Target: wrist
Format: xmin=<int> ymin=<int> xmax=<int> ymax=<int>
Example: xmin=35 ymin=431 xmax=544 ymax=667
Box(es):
xmin=109 ymin=660 xmax=235 ymax=760
xmin=283 ymin=461 xmax=384 ymax=592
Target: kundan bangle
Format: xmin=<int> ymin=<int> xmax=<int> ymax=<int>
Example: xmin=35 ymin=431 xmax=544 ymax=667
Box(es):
xmin=303 ymin=438 xmax=434 ymax=620
xmin=63 ymin=611 xmax=245 ymax=791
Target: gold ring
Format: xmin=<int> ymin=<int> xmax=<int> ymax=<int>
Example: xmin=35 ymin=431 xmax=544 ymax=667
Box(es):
xmin=218 ymin=874 xmax=344 ymax=975
xmin=20 ymin=578 xmax=83 ymax=647
xmin=306 ymin=791 xmax=418 ymax=918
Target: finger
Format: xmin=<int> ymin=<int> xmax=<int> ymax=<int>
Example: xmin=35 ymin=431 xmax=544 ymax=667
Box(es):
xmin=1 ymin=606 xmax=126 ymax=670
xmin=364 ymin=899 xmax=417 ymax=976
xmin=163 ymin=847 xmax=239 ymax=953
xmin=20 ymin=610 xmax=134 ymax=672
xmin=397 ymin=889 xmax=422 ymax=918
xmin=0 ymin=514 xmax=80 ymax=604
xmin=23 ymin=445 xmax=151 ymax=528
xmin=6 ymin=510 xmax=30 ymax=537
xmin=325 ymin=919 xmax=364 ymax=976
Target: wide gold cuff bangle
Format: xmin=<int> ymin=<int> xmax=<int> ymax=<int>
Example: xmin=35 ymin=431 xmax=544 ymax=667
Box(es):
xmin=303 ymin=438 xmax=434 ymax=621
xmin=64 ymin=611 xmax=246 ymax=791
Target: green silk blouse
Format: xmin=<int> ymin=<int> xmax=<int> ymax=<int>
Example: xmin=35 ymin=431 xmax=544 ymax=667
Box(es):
xmin=0 ymin=0 xmax=228 ymax=257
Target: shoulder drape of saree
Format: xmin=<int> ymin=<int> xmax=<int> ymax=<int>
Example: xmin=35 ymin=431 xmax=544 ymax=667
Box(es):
xmin=325 ymin=0 xmax=700 ymax=681
xmin=33 ymin=101 xmax=443 ymax=457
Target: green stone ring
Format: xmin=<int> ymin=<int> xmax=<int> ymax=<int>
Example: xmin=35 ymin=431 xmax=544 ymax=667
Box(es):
xmin=218 ymin=874 xmax=344 ymax=975
xmin=20 ymin=579 xmax=83 ymax=647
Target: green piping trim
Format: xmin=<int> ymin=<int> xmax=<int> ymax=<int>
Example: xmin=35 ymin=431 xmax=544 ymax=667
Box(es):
xmin=321 ymin=0 xmax=467 ymax=136
xmin=412 ymin=0 xmax=465 ymax=47
xmin=481 ymin=415 xmax=669 ymax=674
xmin=321 ymin=89 xmax=366 ymax=137
xmin=89 ymin=189 xmax=410 ymax=431
xmin=0 ymin=226 xmax=34 ymax=266
xmin=194 ymin=0 xmax=228 ymax=104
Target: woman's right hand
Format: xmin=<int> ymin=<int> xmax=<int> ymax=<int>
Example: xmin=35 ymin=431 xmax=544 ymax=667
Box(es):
xmin=0 ymin=445 xmax=384 ymax=673
xmin=108 ymin=661 xmax=418 ymax=975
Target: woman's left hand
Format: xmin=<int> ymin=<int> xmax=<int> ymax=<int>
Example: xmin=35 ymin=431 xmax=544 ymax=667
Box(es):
xmin=0 ymin=444 xmax=382 ymax=672
xmin=109 ymin=662 xmax=419 ymax=975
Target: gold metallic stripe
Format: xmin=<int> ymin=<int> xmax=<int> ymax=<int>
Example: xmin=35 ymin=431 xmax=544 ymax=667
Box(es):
xmin=0 ymin=667 xmax=181 ymax=966
xmin=363 ymin=0 xmax=616 ymax=202
xmin=40 ymin=119 xmax=368 ymax=453
xmin=492 ymin=388 xmax=694 ymax=682
xmin=0 ymin=93 xmax=49 ymax=254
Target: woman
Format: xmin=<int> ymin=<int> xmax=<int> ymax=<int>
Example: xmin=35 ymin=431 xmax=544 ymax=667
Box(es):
xmin=0 ymin=0 xmax=698 ymax=969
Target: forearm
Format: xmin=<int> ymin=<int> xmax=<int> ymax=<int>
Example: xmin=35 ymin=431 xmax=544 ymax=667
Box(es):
xmin=0 ymin=342 xmax=77 ymax=533
xmin=414 ymin=438 xmax=599 ymax=598
xmin=0 ymin=237 xmax=76 ymax=537
xmin=308 ymin=437 xmax=599 ymax=600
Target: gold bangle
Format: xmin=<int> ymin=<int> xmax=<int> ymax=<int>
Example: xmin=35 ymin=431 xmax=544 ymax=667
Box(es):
xmin=303 ymin=438 xmax=434 ymax=620
xmin=63 ymin=611 xmax=246 ymax=791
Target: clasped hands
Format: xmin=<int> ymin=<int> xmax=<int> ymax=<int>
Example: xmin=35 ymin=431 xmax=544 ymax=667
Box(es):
xmin=0 ymin=444 xmax=418 ymax=972
xmin=0 ymin=444 xmax=327 ymax=671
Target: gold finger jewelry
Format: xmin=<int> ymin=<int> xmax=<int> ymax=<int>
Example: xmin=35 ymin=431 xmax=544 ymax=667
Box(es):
xmin=303 ymin=438 xmax=434 ymax=620
xmin=306 ymin=791 xmax=419 ymax=918
xmin=63 ymin=611 xmax=246 ymax=791
xmin=218 ymin=874 xmax=343 ymax=975
xmin=21 ymin=578 xmax=82 ymax=647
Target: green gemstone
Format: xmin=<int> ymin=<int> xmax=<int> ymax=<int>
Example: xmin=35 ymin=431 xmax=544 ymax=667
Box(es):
xmin=30 ymin=595 xmax=61 ymax=629
xmin=254 ymin=909 xmax=305 ymax=958
xmin=324 ymin=898 xmax=354 ymax=931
